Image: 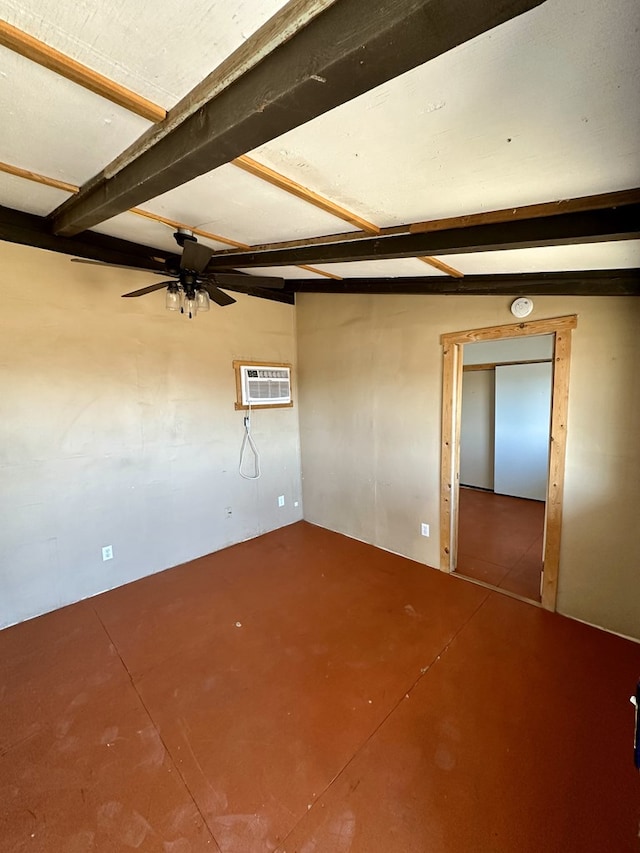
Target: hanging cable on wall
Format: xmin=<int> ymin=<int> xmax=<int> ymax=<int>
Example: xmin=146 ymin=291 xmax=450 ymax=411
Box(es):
xmin=239 ymin=405 xmax=261 ymax=480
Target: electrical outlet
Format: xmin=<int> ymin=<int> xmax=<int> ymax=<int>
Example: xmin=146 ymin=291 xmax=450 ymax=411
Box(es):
xmin=278 ymin=495 xmax=285 ymax=507
xmin=294 ymin=500 xmax=299 ymax=507
xmin=225 ymin=506 xmax=233 ymax=518
xmin=421 ymin=523 xmax=430 ymax=537
xmin=102 ymin=545 xmax=113 ymax=561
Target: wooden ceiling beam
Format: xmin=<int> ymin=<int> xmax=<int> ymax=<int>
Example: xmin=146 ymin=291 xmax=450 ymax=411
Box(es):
xmin=0 ymin=204 xmax=175 ymax=271
xmin=230 ymin=160 xmax=463 ymax=275
xmin=292 ymin=264 xmax=340 ymax=279
xmin=0 ymin=18 xmax=370 ymax=256
xmin=0 ymin=20 xmax=166 ymax=123
xmin=6 ymin=161 xmax=638 ymax=283
xmin=410 ymin=187 xmax=640 ymax=233
xmin=0 ymin=15 xmax=452 ymax=274
xmin=2 ymin=205 xmax=635 ymax=297
xmin=0 ymin=160 xmax=79 ymax=194
xmin=210 ymin=187 xmax=640 ymax=256
xmin=0 ymin=160 xmax=338 ymax=280
xmin=127 ymin=211 xmax=340 ymax=278
xmin=218 ymin=223 xmax=405 ymax=253
xmin=232 ymin=155 xmax=380 ymax=234
xmin=50 ymin=0 xmax=546 ymax=236
xmin=0 ymin=160 xmax=247 ymax=246
xmin=417 ymin=256 xmax=464 ymax=278
xmin=204 ymin=205 xmax=640 ymax=269
xmin=127 ymin=207 xmax=250 ymax=250
xmin=0 ymin=160 xmax=248 ymax=247
xmin=0 ymin=15 xmax=460 ymax=276
xmin=1 ymin=15 xmax=385 ymax=244
xmin=283 ymin=269 xmax=640 ymax=296
xmin=0 ymin=203 xmax=294 ymax=303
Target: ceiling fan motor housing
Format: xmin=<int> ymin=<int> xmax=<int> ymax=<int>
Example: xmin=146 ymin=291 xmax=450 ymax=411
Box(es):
xmin=181 ymin=271 xmax=199 ymax=297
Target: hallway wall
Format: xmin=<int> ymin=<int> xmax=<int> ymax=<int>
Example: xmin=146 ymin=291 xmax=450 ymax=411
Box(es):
xmin=460 ymin=369 xmax=495 ymax=490
xmin=297 ymin=293 xmax=640 ymax=640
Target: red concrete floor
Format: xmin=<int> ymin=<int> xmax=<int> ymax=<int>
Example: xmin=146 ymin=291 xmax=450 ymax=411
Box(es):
xmin=1 ymin=522 xmax=638 ymax=852
xmin=456 ymin=486 xmax=545 ymax=601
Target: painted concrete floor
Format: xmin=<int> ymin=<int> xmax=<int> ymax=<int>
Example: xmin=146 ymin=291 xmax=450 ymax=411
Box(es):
xmin=1 ymin=521 xmax=638 ymax=852
xmin=456 ymin=486 xmax=545 ymax=601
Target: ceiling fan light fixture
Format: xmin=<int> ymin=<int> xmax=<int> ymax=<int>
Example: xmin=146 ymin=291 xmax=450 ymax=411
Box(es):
xmin=184 ymin=295 xmax=198 ymax=319
xmin=196 ymin=288 xmax=210 ymax=312
xmin=165 ymin=283 xmax=181 ymax=311
xmin=87 ymin=233 xmax=247 ymax=312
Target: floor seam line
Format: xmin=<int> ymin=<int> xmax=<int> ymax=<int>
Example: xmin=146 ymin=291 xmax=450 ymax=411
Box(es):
xmin=274 ymin=590 xmax=492 ymax=852
xmin=91 ymin=606 xmax=223 ymax=853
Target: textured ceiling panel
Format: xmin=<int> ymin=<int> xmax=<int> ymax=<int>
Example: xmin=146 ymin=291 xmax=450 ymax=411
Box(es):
xmin=93 ymin=212 xmax=231 ymax=255
xmin=1 ymin=0 xmax=293 ymax=107
xmin=236 ymin=266 xmax=327 ymax=280
xmin=0 ymin=0 xmax=637 ymax=285
xmin=440 ymin=241 xmax=640 ymax=276
xmin=139 ymin=164 xmax=358 ymax=245
xmin=250 ymin=0 xmax=640 ymax=227
xmin=0 ymin=171 xmax=72 ymax=215
xmin=0 ymin=48 xmax=151 ymax=184
xmin=281 ymin=267 xmax=332 ymax=280
xmin=305 ymin=258 xmax=448 ymax=279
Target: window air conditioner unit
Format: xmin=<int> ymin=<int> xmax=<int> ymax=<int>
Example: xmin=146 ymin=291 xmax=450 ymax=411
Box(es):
xmin=240 ymin=365 xmax=292 ymax=406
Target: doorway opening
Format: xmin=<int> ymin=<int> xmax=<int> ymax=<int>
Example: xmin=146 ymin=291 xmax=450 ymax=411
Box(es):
xmin=457 ymin=338 xmax=553 ymax=602
xmin=439 ymin=315 xmax=577 ymax=611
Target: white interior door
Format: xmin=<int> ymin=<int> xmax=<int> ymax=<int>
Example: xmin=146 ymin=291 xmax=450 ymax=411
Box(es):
xmin=494 ymin=362 xmax=552 ymax=501
xmin=460 ymin=369 xmax=495 ymax=490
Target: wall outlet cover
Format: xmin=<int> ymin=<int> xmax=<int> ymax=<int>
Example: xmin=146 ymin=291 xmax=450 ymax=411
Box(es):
xmin=102 ymin=545 xmax=113 ymax=561
xmin=421 ymin=523 xmax=430 ymax=537
xmin=278 ymin=495 xmax=285 ymax=507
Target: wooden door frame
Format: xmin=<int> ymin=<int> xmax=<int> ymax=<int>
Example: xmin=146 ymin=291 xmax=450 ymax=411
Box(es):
xmin=439 ymin=315 xmax=577 ymax=611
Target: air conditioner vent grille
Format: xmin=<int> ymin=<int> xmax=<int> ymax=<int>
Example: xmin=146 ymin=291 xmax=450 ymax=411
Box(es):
xmin=240 ymin=365 xmax=292 ymax=406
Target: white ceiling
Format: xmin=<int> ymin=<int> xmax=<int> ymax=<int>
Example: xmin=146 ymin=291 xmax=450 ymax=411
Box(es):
xmin=0 ymin=170 xmax=70 ymax=215
xmin=134 ymin=164 xmax=359 ymax=245
xmin=1 ymin=0 xmax=639 ymax=279
xmin=0 ymin=48 xmax=152 ymax=183
xmin=438 ymin=241 xmax=640 ymax=276
xmin=251 ymin=0 xmax=640 ymax=224
xmin=241 ymin=258 xmax=449 ymax=280
xmin=0 ymin=0 xmax=293 ymax=107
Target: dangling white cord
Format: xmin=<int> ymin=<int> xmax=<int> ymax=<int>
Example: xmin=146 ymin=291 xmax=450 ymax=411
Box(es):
xmin=239 ymin=405 xmax=261 ymax=480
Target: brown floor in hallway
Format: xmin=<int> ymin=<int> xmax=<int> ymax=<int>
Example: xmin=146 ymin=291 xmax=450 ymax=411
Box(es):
xmin=456 ymin=486 xmax=545 ymax=601
xmin=1 ymin=521 xmax=639 ymax=853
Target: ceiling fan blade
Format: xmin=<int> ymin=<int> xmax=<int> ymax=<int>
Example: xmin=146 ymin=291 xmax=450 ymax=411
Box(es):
xmin=208 ymin=272 xmax=285 ymax=290
xmin=204 ymin=284 xmax=237 ymax=307
xmin=181 ymin=240 xmax=214 ymax=274
xmin=71 ymin=258 xmax=167 ymax=275
xmin=121 ymin=281 xmax=176 ymax=298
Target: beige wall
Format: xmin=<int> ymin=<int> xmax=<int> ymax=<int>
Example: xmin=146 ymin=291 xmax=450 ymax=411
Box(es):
xmin=0 ymin=242 xmax=303 ymax=628
xmin=3 ymin=245 xmax=638 ymax=641
xmin=296 ymin=293 xmax=640 ymax=640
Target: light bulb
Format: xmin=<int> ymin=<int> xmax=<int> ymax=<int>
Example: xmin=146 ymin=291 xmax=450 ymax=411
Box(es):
xmin=165 ymin=285 xmax=180 ymax=311
xmin=185 ymin=296 xmax=198 ymax=319
xmin=196 ymin=288 xmax=210 ymax=312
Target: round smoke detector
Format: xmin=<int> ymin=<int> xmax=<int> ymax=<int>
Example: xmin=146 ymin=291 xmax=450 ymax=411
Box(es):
xmin=510 ymin=297 xmax=533 ymax=318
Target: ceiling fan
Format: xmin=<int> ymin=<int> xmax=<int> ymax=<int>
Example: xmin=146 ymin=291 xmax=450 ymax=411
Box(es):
xmin=71 ymin=228 xmax=285 ymax=318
